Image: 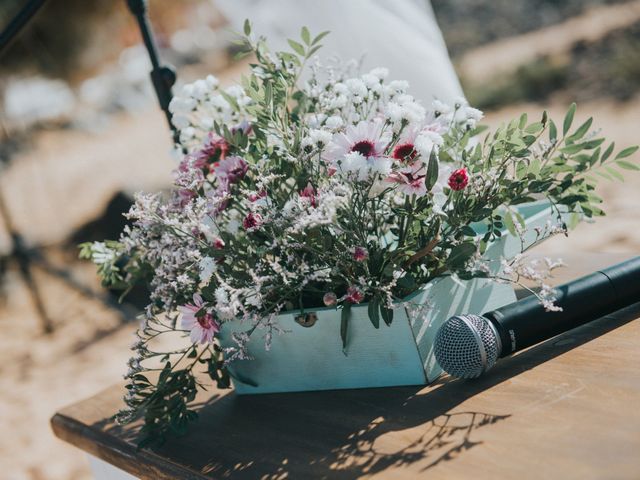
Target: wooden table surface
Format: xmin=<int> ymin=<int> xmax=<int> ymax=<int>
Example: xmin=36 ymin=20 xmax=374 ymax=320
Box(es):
xmin=51 ymin=252 xmax=640 ymax=479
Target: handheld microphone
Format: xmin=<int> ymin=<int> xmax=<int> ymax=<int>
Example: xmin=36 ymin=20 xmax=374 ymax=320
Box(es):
xmin=434 ymin=257 xmax=640 ymax=379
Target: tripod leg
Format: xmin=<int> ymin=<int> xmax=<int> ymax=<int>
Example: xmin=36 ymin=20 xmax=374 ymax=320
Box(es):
xmin=13 ymin=235 xmax=54 ymax=333
xmin=0 ymin=188 xmax=53 ymax=333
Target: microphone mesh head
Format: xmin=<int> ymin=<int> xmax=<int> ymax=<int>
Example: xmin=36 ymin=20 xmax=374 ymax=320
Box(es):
xmin=434 ymin=315 xmax=501 ymax=379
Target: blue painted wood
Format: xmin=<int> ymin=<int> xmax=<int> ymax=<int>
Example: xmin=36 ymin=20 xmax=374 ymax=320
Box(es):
xmin=219 ymin=201 xmax=565 ymax=394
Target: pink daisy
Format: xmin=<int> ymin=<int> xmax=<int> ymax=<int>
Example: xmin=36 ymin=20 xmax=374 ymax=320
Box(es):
xmin=391 ymin=125 xmax=421 ymax=163
xmin=386 ymin=163 xmax=428 ymax=197
xmin=327 ymin=120 xmax=388 ymax=164
xmin=213 ymin=155 xmax=248 ymax=184
xmin=179 ymin=293 xmax=220 ymax=344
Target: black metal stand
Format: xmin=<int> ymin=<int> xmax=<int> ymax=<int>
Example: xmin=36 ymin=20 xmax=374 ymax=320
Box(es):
xmin=125 ymin=0 xmax=178 ymax=144
xmin=0 ymin=0 xmax=181 ymax=333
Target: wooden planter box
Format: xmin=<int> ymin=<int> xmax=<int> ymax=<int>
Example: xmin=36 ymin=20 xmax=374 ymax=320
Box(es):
xmin=219 ymin=201 xmax=560 ymax=394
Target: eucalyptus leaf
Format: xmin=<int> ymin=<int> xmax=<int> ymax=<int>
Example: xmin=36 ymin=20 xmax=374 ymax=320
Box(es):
xmin=425 ymin=150 xmax=439 ymax=190
xmin=563 ymin=103 xmax=576 ymax=136
xmin=368 ymin=297 xmax=380 ymax=329
xmin=341 ymin=303 xmax=352 ymax=353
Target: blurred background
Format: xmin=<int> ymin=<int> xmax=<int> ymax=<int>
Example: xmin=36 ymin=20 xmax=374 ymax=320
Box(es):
xmin=1 ymin=1 xmax=638 ymax=478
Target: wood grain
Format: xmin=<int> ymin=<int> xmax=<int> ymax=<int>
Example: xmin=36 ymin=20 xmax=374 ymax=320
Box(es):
xmin=51 ymin=252 xmax=640 ymax=479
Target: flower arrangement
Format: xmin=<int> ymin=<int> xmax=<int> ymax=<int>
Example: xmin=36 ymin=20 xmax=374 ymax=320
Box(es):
xmin=82 ymin=22 xmax=638 ymax=446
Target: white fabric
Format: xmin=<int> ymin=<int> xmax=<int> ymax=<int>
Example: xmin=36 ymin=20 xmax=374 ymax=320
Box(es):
xmin=215 ymin=0 xmax=463 ymax=105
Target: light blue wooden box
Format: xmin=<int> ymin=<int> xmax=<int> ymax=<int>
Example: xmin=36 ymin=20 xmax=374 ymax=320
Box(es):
xmin=219 ymin=201 xmax=560 ymax=394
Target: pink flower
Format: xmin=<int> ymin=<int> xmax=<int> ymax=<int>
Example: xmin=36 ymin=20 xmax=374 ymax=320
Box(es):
xmin=179 ymin=293 xmax=220 ymax=344
xmin=213 ymin=238 xmax=225 ymax=249
xmin=213 ymin=156 xmax=248 ymax=184
xmin=386 ymin=163 xmax=427 ymax=197
xmin=323 ymin=292 xmax=337 ymax=306
xmin=327 ymin=120 xmax=387 ymax=164
xmin=392 ymin=143 xmax=417 ymax=163
xmin=176 ymin=188 xmax=196 ymax=207
xmin=243 ymin=212 xmax=262 ymax=231
xmin=352 ymin=246 xmax=368 ymax=262
xmin=345 ymin=286 xmax=364 ymax=304
xmin=448 ymin=168 xmax=469 ymax=191
xmin=201 ymin=133 xmax=229 ymax=162
xmin=248 ymin=190 xmax=267 ymax=202
xmin=299 ymin=183 xmax=317 ymax=207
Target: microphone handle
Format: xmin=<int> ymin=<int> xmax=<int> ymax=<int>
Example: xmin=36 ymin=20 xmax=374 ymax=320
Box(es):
xmin=484 ymin=257 xmax=640 ymax=356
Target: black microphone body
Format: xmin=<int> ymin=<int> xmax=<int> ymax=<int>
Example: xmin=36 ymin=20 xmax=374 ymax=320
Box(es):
xmin=434 ymin=257 xmax=640 ymax=379
xmin=485 ymin=256 xmax=640 ymax=356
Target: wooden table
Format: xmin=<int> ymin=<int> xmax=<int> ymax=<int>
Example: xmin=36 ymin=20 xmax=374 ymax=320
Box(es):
xmin=51 ymin=253 xmax=640 ymax=479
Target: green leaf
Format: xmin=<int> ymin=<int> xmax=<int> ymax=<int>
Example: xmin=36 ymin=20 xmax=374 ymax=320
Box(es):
xmin=567 ymin=117 xmax=592 ymax=142
xmin=460 ymin=225 xmax=476 ymax=237
xmin=425 ymin=150 xmax=439 ymax=190
xmin=601 ymin=142 xmax=615 ymax=163
xmin=616 ymin=146 xmax=639 ymax=159
xmin=616 ymin=160 xmax=640 ymax=171
xmin=447 ymin=242 xmax=476 ymax=269
xmin=567 ymin=212 xmax=581 ymax=230
xmin=503 ymin=211 xmax=517 ymax=236
xmin=287 ymin=39 xmax=305 ymax=56
xmin=301 ymin=26 xmax=311 ymax=45
xmin=219 ymin=90 xmax=240 ymax=111
xmin=341 ymin=303 xmax=352 ymax=353
xmin=380 ymin=305 xmax=394 ymax=326
xmin=518 ymin=113 xmax=528 ymax=129
xmin=243 ymin=19 xmax=251 ymax=36
xmin=605 ymin=166 xmax=624 ymax=181
xmin=306 ymin=45 xmax=322 ymax=58
xmin=559 ymin=144 xmax=584 ymax=155
xmin=312 ymin=30 xmax=330 ymax=45
xmin=367 ymin=297 xmax=380 ymax=329
xmin=563 ymin=102 xmax=576 ymax=136
xmin=549 ymin=120 xmax=558 ymax=141
xmin=524 ymin=122 xmax=543 ymax=134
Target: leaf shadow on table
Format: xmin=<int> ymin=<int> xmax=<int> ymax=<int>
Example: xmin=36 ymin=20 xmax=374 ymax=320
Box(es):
xmin=101 ymin=304 xmax=640 ymax=479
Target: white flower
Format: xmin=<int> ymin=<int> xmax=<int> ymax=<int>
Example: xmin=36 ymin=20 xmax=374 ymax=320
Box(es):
xmin=388 ymin=80 xmax=409 ymax=93
xmin=205 ymin=74 xmax=219 ymax=89
xmin=432 ymin=99 xmax=452 ymax=116
xmin=327 ymin=119 xmax=388 ymax=163
xmin=361 ymin=73 xmax=380 ymax=90
xmin=191 ymin=79 xmax=209 ymax=100
xmin=303 ymin=129 xmax=333 ymax=150
xmin=169 ymin=96 xmax=196 ymax=114
xmin=333 ymin=82 xmax=349 ymax=96
xmin=172 ymin=114 xmax=191 ymax=129
xmin=325 ymin=115 xmax=343 ymax=130
xmin=346 ymin=78 xmax=367 ymax=97
xmin=306 ymin=113 xmax=327 ymax=128
xmin=385 ymin=102 xmax=404 ymax=124
xmin=369 ymin=67 xmax=389 ymax=79
xmin=414 ymin=131 xmax=444 ymax=159
xmin=215 ymin=286 xmax=229 ymax=306
xmin=198 ymin=257 xmax=217 ymax=285
xmin=340 ymin=151 xmax=368 ymax=174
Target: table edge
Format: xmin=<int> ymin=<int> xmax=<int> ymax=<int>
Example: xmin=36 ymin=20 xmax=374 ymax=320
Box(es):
xmin=50 ymin=412 xmax=210 ymax=480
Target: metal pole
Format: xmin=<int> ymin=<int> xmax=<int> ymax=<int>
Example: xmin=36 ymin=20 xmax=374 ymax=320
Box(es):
xmin=0 ymin=0 xmax=47 ymax=55
xmin=125 ymin=0 xmax=179 ymax=144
